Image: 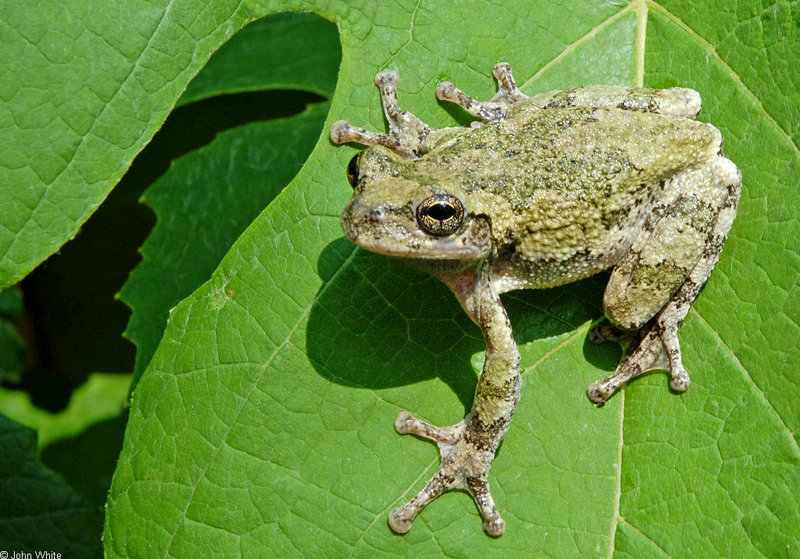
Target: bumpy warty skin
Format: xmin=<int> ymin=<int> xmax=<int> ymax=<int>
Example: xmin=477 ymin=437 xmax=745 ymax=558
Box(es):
xmin=331 ymin=64 xmax=741 ymax=536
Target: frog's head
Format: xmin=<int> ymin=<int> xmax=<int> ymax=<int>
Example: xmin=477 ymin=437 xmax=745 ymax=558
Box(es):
xmin=340 ymin=147 xmax=492 ymax=263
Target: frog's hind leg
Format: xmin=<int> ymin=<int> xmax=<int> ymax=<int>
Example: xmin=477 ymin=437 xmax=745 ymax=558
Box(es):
xmin=587 ymin=155 xmax=741 ymax=405
xmin=528 ymin=86 xmax=702 ymax=119
xmin=436 ymin=62 xmax=528 ymax=123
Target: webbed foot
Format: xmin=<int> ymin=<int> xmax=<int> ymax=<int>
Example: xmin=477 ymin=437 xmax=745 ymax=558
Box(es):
xmin=388 ymin=411 xmax=505 ymax=536
xmin=587 ymin=320 xmax=689 ymax=406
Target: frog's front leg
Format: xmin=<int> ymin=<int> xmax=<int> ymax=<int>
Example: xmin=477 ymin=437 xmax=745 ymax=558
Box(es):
xmin=436 ymin=62 xmax=527 ymax=122
xmin=587 ymin=156 xmax=741 ymax=405
xmin=389 ymin=265 xmax=521 ymax=537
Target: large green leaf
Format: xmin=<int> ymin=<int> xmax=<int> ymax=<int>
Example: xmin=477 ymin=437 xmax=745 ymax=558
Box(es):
xmin=105 ymin=1 xmax=799 ymax=557
xmin=2 ymin=0 xmax=796 ymax=556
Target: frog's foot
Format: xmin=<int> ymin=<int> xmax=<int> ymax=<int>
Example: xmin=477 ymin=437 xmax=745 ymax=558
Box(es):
xmin=330 ymin=70 xmax=431 ymax=160
xmin=587 ymin=320 xmax=689 ymax=406
xmin=436 ymin=62 xmax=528 ymax=123
xmin=589 ymin=157 xmax=740 ymax=406
xmin=388 ymin=411 xmax=505 ymax=537
xmin=588 ymin=323 xmax=630 ymax=344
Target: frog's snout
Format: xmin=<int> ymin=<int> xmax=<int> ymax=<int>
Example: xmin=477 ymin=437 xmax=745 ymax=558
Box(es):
xmin=342 ymin=197 xmax=383 ymax=230
xmin=341 ymin=197 xmax=410 ymax=246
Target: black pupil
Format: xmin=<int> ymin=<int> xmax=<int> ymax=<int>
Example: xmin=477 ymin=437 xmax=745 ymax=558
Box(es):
xmin=426 ymin=202 xmax=455 ymax=222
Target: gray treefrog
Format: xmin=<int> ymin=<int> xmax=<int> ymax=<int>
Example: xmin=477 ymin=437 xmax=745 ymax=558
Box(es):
xmin=330 ymin=63 xmax=740 ymax=536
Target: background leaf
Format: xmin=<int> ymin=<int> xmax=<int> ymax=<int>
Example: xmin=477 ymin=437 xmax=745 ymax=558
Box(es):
xmin=0 ymin=372 xmax=130 ymax=508
xmin=0 ymin=288 xmax=25 ymax=383
xmin=0 ymin=413 xmax=103 ymax=557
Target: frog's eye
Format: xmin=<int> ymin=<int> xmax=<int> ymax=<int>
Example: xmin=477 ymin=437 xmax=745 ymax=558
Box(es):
xmin=416 ymin=194 xmax=465 ymax=236
xmin=346 ymin=153 xmax=361 ymax=189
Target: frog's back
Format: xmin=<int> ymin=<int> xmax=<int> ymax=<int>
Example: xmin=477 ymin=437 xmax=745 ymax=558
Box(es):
xmin=423 ymin=105 xmax=722 ymax=290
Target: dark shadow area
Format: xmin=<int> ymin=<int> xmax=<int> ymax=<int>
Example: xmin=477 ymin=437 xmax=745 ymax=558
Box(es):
xmin=307 ymin=238 xmax=617 ymax=411
xmin=130 ymin=90 xmax=326 ymax=189
xmin=308 ymin=241 xmax=484 ymax=410
xmin=581 ymin=326 xmax=623 ymax=373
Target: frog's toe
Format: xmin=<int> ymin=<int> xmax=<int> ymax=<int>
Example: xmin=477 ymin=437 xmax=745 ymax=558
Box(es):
xmin=669 ymin=368 xmax=691 ymax=393
xmin=658 ymin=324 xmax=692 ymax=393
xmin=588 ymin=324 xmax=608 ymax=344
xmin=387 ymin=507 xmax=414 ymax=534
xmin=484 ymin=515 xmax=506 ymax=537
xmin=434 ymin=80 xmax=460 ymax=103
xmin=329 ymin=120 xmax=387 ymax=147
xmin=388 ymin=470 xmax=456 ymax=534
xmin=491 ymin=62 xmax=527 ymax=103
xmin=436 ymin=62 xmax=528 ymax=124
xmin=586 ymin=379 xmax=619 ymax=406
xmin=465 ymin=477 xmax=505 ymax=536
xmin=394 ymin=411 xmax=463 ymax=445
xmin=436 ymin=79 xmax=507 ymax=122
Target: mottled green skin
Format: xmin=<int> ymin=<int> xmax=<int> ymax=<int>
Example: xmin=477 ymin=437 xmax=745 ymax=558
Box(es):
xmin=421 ymin=104 xmax=718 ymax=287
xmin=333 ymin=64 xmax=741 ymax=536
xmin=343 ymin=101 xmax=721 ymax=294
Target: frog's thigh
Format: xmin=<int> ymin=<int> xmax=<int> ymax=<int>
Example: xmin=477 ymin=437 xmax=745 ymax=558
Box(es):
xmin=529 ymin=86 xmax=701 ymax=118
xmin=603 ymin=156 xmax=740 ymax=330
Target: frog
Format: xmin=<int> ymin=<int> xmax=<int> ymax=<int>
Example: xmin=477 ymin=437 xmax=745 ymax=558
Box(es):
xmin=329 ymin=63 xmax=741 ymax=537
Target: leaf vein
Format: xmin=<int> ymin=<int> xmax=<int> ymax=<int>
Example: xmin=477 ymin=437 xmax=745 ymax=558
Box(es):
xmin=691 ymin=308 xmax=800 ymax=457
xmin=521 ymin=2 xmax=636 ymax=90
xmin=162 ymin=241 xmax=361 ymax=554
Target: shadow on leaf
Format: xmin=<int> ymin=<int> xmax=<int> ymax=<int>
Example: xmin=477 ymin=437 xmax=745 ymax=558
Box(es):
xmin=308 ymin=237 xmax=618 ymax=410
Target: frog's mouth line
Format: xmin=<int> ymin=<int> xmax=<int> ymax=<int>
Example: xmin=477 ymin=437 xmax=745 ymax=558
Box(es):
xmin=356 ymin=237 xmax=487 ymax=261
xmin=341 ymin=205 xmax=492 ymax=262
